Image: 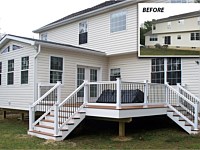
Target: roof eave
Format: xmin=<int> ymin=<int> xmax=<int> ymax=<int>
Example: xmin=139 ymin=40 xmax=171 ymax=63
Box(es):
xmin=33 ymin=0 xmax=145 ymax=33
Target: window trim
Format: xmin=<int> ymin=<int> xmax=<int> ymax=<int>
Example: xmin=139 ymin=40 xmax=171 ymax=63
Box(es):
xmin=21 ymin=56 xmax=29 ymax=85
xmin=151 ymin=58 xmax=182 ymax=85
xmin=150 ymin=35 xmax=158 ymax=41
xmin=191 ymin=32 xmax=200 ymax=41
xmin=110 ymin=10 xmax=127 ymax=33
xmin=1 ymin=46 xmax=10 ymax=54
xmin=49 ymin=56 xmax=64 ymax=84
xmin=7 ymin=59 xmax=14 ymax=85
xmin=110 ymin=68 xmax=121 ymax=81
xmin=40 ymin=33 xmax=48 ymax=41
xmin=0 ymin=62 xmax=2 ymax=86
xmin=79 ymin=20 xmax=88 ymax=45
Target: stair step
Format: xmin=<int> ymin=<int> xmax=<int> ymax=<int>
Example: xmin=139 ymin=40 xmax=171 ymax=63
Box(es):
xmin=42 ymin=119 xmax=74 ymax=125
xmin=29 ymin=130 xmax=56 ymax=137
xmin=47 ymin=114 xmax=80 ymax=119
xmin=35 ymin=125 xmax=54 ymax=129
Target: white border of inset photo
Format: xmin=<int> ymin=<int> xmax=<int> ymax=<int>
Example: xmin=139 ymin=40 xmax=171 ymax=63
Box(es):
xmin=138 ymin=3 xmax=200 ymax=57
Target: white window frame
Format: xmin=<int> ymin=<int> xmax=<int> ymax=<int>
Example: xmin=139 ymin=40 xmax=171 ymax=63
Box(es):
xmin=1 ymin=46 xmax=10 ymax=54
xmin=50 ymin=56 xmax=63 ymax=84
xmin=0 ymin=62 xmax=2 ymax=85
xmin=167 ymin=22 xmax=171 ymax=29
xmin=40 ymin=33 xmax=48 ymax=41
xmin=191 ymin=32 xmax=200 ymax=41
xmin=21 ymin=56 xmax=29 ymax=84
xmin=7 ymin=59 xmax=14 ymax=85
xmin=150 ymin=35 xmax=158 ymax=41
xmin=110 ymin=11 xmax=126 ymax=33
xmin=110 ymin=68 xmax=121 ymax=81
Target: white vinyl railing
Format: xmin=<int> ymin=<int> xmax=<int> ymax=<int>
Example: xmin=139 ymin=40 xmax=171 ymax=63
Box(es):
xmin=29 ymin=81 xmax=62 ymax=131
xmin=166 ymin=83 xmax=199 ymax=130
xmin=177 ymin=83 xmax=200 ymax=104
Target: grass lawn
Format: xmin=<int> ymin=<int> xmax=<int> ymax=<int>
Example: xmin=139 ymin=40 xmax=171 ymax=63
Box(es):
xmin=140 ymin=48 xmax=200 ymax=56
xmin=1 ymin=114 xmax=200 ymax=149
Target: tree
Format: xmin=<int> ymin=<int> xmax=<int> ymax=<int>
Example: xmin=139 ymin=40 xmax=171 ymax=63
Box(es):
xmin=140 ymin=20 xmax=153 ymax=45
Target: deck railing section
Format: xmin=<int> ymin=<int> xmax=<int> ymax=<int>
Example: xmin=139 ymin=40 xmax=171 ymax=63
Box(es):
xmin=54 ymin=82 xmax=86 ymax=135
xmin=177 ymin=83 xmax=200 ymax=105
xmin=29 ymin=81 xmax=61 ymax=131
xmin=166 ymin=83 xmax=199 ymax=130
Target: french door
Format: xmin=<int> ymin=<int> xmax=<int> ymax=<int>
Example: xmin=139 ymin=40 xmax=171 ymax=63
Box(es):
xmin=77 ymin=66 xmax=99 ymax=98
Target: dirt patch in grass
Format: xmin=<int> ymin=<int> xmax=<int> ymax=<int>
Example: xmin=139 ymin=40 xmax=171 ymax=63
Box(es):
xmin=111 ymin=136 xmax=132 ymax=142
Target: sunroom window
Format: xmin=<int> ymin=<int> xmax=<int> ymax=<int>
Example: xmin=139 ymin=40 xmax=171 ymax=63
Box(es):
xmin=50 ymin=56 xmax=63 ymax=83
xmin=21 ymin=56 xmax=29 ymax=84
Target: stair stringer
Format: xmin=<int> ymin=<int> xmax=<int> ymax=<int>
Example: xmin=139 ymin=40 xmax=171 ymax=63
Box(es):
xmin=167 ymin=111 xmax=198 ymax=134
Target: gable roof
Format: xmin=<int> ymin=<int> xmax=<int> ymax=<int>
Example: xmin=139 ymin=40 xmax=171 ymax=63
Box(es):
xmin=0 ymin=34 xmax=105 ymax=55
xmin=33 ymin=0 xmax=142 ymax=33
xmin=153 ymin=10 xmax=200 ymax=24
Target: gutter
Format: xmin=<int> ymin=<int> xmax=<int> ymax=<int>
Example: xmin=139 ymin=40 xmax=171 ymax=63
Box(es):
xmin=33 ymin=44 xmax=41 ymax=102
xmin=33 ymin=0 xmax=144 ymax=33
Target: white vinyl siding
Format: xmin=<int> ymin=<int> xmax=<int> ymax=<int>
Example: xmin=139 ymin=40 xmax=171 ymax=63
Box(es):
xmin=0 ymin=41 xmax=36 ymax=110
xmin=37 ymin=47 xmax=108 ymax=100
xmin=0 ymin=62 xmax=2 ymax=85
xmin=39 ymin=4 xmax=138 ymax=55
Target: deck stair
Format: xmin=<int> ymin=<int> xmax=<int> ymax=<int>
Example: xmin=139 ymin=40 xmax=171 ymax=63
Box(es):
xmin=28 ymin=108 xmax=86 ymax=141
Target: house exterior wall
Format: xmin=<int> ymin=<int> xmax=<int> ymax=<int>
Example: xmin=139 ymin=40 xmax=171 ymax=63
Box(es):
xmin=153 ymin=17 xmax=200 ymax=34
xmin=108 ymin=53 xmax=200 ymax=98
xmin=39 ymin=0 xmax=180 ymax=56
xmin=0 ymin=41 xmax=36 ymax=110
xmin=37 ymin=47 xmax=108 ymax=100
xmin=145 ymin=32 xmax=200 ymax=50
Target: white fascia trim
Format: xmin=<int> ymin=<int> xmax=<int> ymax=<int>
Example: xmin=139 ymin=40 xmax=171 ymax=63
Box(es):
xmin=35 ymin=41 xmax=106 ymax=56
xmin=0 ymin=35 xmax=35 ymax=48
xmin=33 ymin=0 xmax=145 ymax=33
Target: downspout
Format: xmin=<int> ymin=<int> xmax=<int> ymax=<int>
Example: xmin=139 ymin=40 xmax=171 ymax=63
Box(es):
xmin=33 ymin=44 xmax=41 ymax=102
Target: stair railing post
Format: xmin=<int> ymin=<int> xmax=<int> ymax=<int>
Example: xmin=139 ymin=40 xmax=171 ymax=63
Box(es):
xmin=194 ymin=103 xmax=199 ymax=131
xmin=144 ymin=80 xmax=148 ymax=107
xmin=84 ymin=80 xmax=89 ymax=105
xmin=54 ymin=103 xmax=59 ymax=136
xmin=57 ymin=81 xmax=61 ymax=104
xmin=165 ymin=82 xmax=169 ymax=104
xmin=177 ymin=83 xmax=181 ymax=106
xmin=29 ymin=105 xmax=34 ymax=131
xmin=116 ymin=78 xmax=121 ymax=109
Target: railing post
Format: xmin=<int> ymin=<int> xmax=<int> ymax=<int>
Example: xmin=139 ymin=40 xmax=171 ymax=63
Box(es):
xmin=144 ymin=80 xmax=148 ymax=107
xmin=57 ymin=81 xmax=61 ymax=104
xmin=194 ymin=103 xmax=199 ymax=131
xmin=84 ymin=80 xmax=89 ymax=105
xmin=54 ymin=103 xmax=59 ymax=136
xmin=177 ymin=83 xmax=181 ymax=106
xmin=29 ymin=105 xmax=34 ymax=131
xmin=37 ymin=82 xmax=41 ymax=99
xmin=116 ymin=78 xmax=121 ymax=109
xmin=165 ymin=82 xmax=169 ymax=104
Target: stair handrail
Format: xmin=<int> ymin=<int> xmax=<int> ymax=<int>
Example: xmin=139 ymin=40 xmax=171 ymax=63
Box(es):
xmin=59 ymin=82 xmax=86 ymax=107
xmin=31 ymin=81 xmax=62 ymax=107
xmin=166 ymin=83 xmax=196 ymax=106
xmin=29 ymin=81 xmax=62 ymax=131
xmin=166 ymin=83 xmax=199 ymax=130
xmin=55 ymin=81 xmax=86 ymax=133
xmin=177 ymin=83 xmax=200 ymax=104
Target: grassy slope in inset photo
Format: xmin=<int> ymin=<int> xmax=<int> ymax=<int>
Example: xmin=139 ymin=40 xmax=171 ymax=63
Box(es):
xmin=1 ymin=113 xmax=200 ymax=149
xmin=140 ymin=48 xmax=200 ymax=56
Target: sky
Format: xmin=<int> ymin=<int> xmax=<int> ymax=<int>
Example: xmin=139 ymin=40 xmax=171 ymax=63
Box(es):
xmin=0 ymin=0 xmax=105 ymax=38
xmin=139 ymin=3 xmax=200 ymax=27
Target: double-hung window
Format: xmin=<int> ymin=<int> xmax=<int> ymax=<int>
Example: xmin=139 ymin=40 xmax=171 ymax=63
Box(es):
xmin=50 ymin=56 xmax=63 ymax=83
xmin=110 ymin=11 xmax=126 ymax=33
xmin=0 ymin=62 xmax=2 ymax=85
xmin=167 ymin=58 xmax=181 ymax=85
xmin=110 ymin=68 xmax=121 ymax=81
xmin=151 ymin=58 xmax=164 ymax=84
xmin=151 ymin=58 xmax=181 ymax=85
xmin=150 ymin=35 xmax=158 ymax=41
xmin=79 ymin=21 xmax=88 ymax=44
xmin=191 ymin=32 xmax=200 ymax=41
xmin=7 ymin=59 xmax=14 ymax=85
xmin=21 ymin=56 xmax=29 ymax=84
